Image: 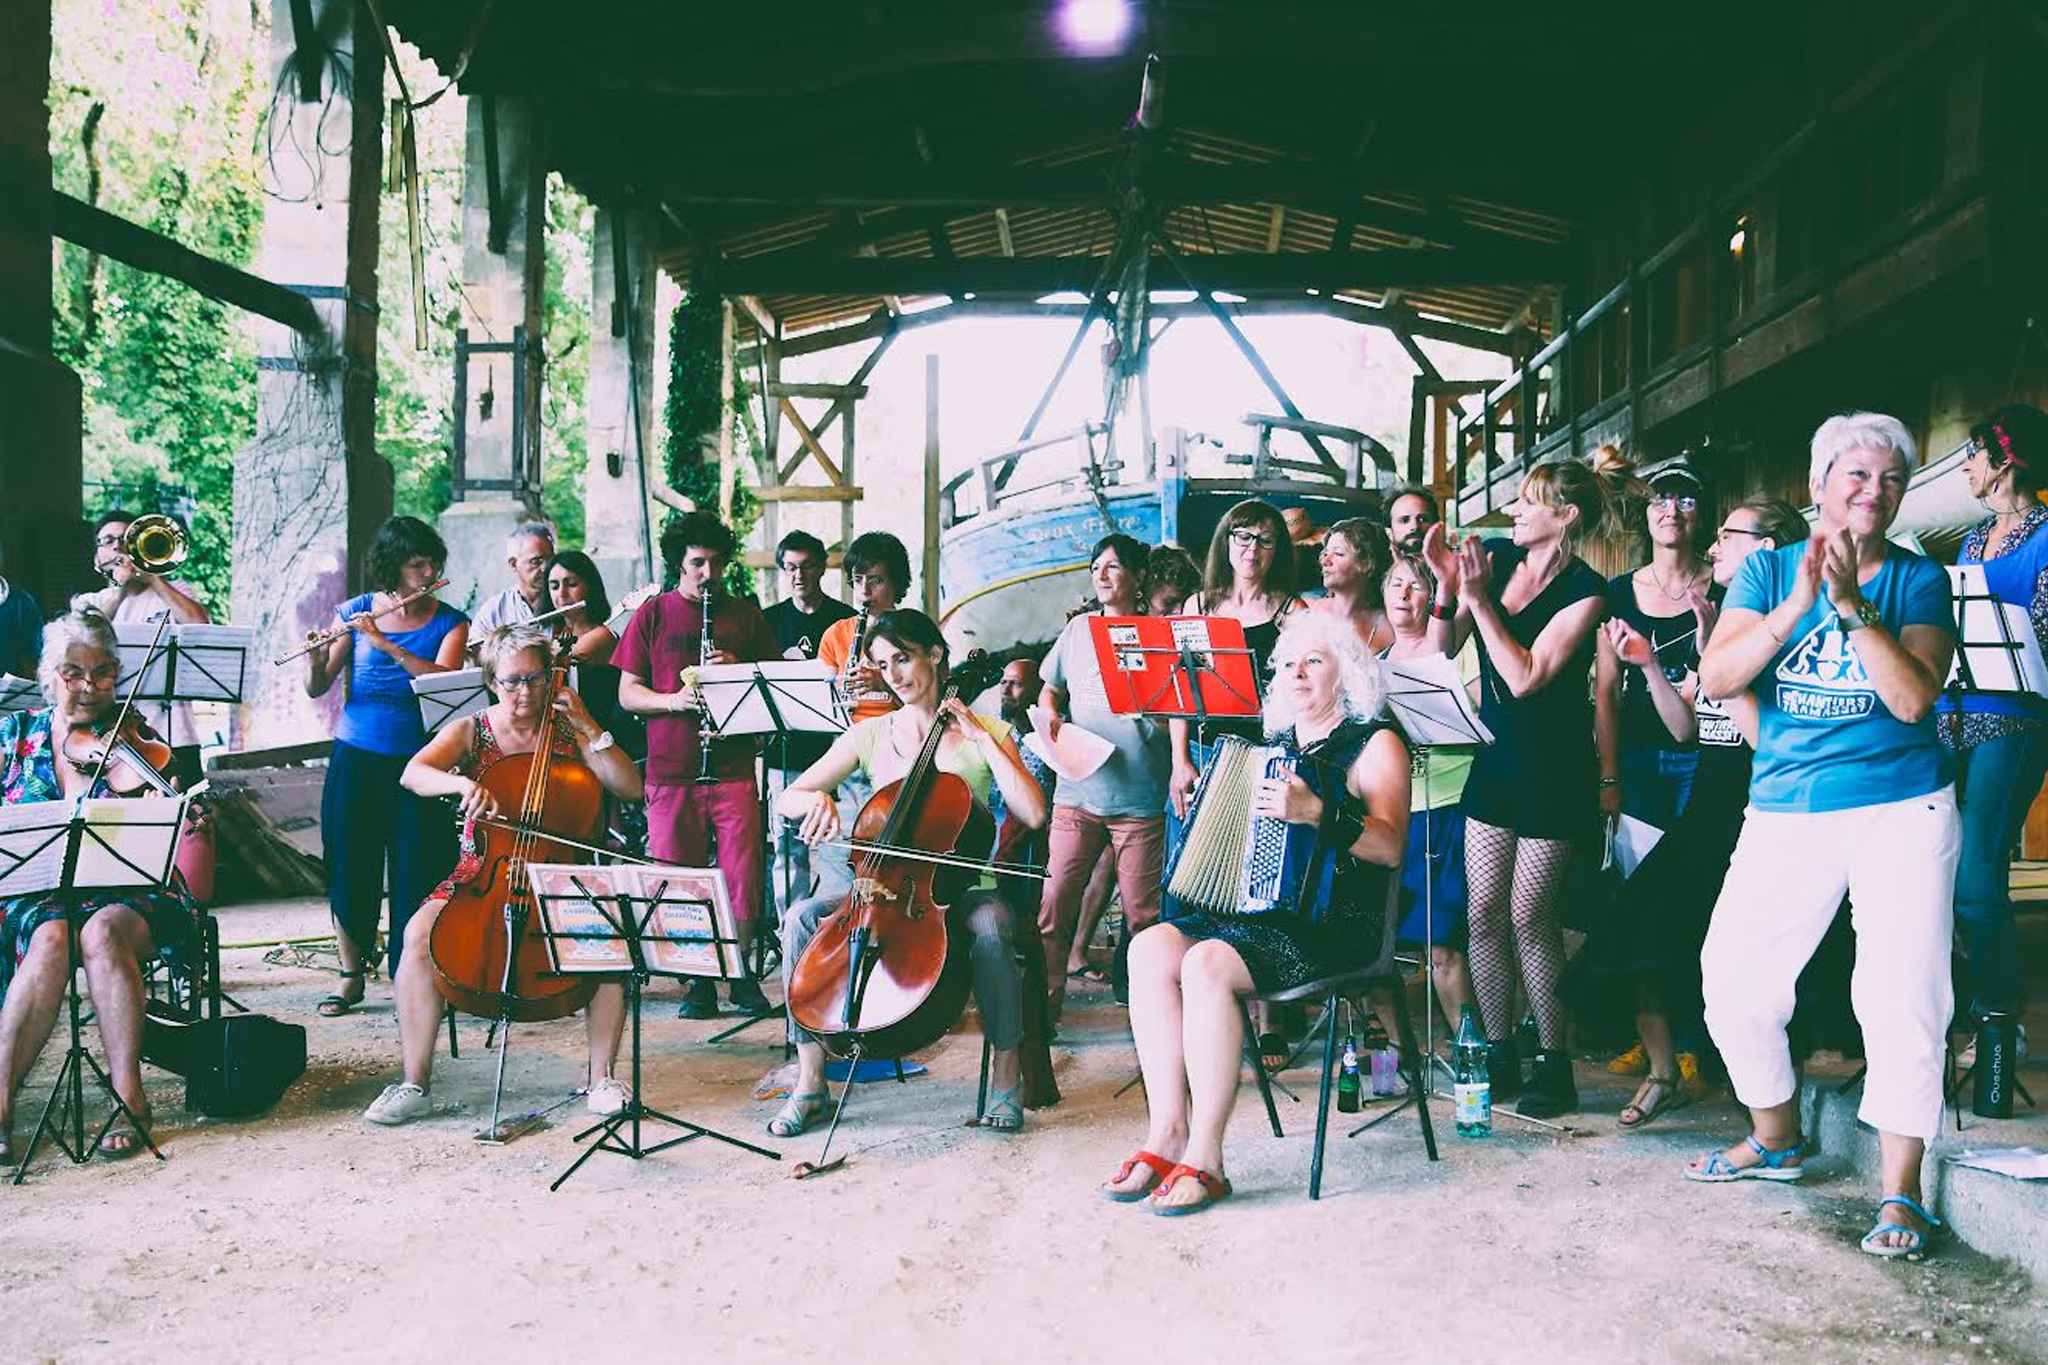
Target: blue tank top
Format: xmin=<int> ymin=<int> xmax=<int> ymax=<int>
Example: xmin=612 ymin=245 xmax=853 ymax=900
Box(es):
xmin=334 ymin=594 xmax=467 ymax=756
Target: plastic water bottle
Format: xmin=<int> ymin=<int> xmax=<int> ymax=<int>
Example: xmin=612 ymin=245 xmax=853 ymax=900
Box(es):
xmin=1453 ymin=1005 xmax=1491 ymax=1138
xmin=1370 ymin=1039 xmax=1399 ymax=1096
xmin=1336 ymin=1036 xmax=1362 ymax=1113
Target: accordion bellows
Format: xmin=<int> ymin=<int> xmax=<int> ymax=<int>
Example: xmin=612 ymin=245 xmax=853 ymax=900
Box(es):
xmin=1165 ymin=736 xmax=1307 ymax=918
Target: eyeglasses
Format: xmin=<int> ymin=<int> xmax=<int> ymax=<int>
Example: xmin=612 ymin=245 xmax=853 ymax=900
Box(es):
xmin=1716 ymin=525 xmax=1768 ymax=541
xmin=498 ymin=671 xmax=550 ymax=691
xmin=1652 ymin=494 xmax=1699 ymax=513
xmin=93 ymin=533 xmax=125 ymax=549
xmin=1229 ymin=529 xmax=1278 ymax=550
xmin=57 ymin=665 xmax=121 ymax=686
xmin=780 ymin=560 xmax=820 ymax=575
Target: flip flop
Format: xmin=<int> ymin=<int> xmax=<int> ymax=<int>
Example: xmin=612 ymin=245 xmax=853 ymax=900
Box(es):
xmin=1101 ymin=1149 xmax=1176 ymax=1203
xmin=1257 ymin=1032 xmax=1290 ymax=1072
xmin=100 ymin=1124 xmax=152 ymax=1161
xmin=317 ymin=969 xmax=367 ymax=1018
xmin=1149 ymin=1163 xmax=1233 ymax=1217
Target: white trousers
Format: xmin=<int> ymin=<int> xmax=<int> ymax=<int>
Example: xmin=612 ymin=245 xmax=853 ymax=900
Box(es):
xmin=1700 ymin=786 xmax=1959 ymax=1141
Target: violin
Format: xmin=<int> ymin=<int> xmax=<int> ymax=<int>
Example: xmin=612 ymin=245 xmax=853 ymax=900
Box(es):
xmin=787 ymin=651 xmax=1006 ymax=1061
xmin=64 ymin=711 xmax=180 ymax=797
xmin=428 ymin=648 xmax=601 ymax=1024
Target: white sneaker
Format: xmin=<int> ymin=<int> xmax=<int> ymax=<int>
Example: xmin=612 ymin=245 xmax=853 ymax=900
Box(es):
xmin=586 ymin=1077 xmax=629 ymax=1117
xmin=363 ymin=1082 xmax=432 ymax=1126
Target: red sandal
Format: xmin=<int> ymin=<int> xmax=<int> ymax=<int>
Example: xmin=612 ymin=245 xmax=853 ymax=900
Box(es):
xmin=1148 ymin=1163 xmax=1233 ymax=1217
xmin=1101 ymin=1149 xmax=1176 ymax=1203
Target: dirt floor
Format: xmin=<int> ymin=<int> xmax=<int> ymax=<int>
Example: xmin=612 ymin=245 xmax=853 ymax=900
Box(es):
xmin=3 ymin=895 xmax=2044 ymax=1365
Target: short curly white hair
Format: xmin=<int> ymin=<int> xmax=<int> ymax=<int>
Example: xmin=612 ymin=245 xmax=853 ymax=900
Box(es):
xmin=37 ymin=608 xmax=120 ymax=707
xmin=1262 ymin=610 xmax=1385 ymax=739
xmin=1809 ymin=411 xmax=1918 ymax=488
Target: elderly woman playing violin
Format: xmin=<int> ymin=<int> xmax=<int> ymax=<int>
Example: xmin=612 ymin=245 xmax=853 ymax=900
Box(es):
xmin=0 ymin=609 xmax=199 ymax=1163
xmin=360 ymin=625 xmax=644 ymax=1127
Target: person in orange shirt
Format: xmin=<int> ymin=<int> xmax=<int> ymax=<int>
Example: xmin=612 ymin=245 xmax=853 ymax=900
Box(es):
xmin=811 ymin=532 xmax=911 ymax=898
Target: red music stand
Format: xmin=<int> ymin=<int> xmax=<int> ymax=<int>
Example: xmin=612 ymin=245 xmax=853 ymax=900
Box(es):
xmin=1087 ymin=615 xmax=1262 ymax=735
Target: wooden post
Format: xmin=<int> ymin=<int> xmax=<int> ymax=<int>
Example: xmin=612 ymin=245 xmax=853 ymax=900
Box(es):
xmin=923 ymin=353 xmax=941 ymax=619
xmin=718 ymin=297 xmax=736 ymax=522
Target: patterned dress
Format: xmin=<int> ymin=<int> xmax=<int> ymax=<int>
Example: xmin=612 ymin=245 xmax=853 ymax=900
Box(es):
xmin=426 ymin=708 xmax=585 ymax=902
xmin=1164 ymin=718 xmax=1393 ymax=992
xmin=0 ymin=708 xmax=195 ymax=1004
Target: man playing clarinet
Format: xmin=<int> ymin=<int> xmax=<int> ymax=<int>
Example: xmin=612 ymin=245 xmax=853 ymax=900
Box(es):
xmin=615 ymin=513 xmax=779 ymax=1018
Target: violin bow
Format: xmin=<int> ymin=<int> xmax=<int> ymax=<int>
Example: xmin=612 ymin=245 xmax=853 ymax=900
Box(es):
xmin=827 ymin=837 xmax=1050 ymax=880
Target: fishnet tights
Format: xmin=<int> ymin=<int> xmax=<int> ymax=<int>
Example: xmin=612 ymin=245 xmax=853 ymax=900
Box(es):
xmin=1464 ymin=818 xmax=1572 ymax=1049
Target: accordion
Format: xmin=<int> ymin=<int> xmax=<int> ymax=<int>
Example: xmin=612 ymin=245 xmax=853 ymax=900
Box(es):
xmin=1164 ymin=736 xmax=1328 ymax=920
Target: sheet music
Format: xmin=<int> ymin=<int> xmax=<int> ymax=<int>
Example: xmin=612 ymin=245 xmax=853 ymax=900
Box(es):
xmin=0 ymin=673 xmax=38 ymax=715
xmin=1380 ymin=652 xmax=1494 ymax=748
xmin=412 ymin=667 xmax=492 ymax=732
xmin=694 ymin=661 xmax=843 ymax=737
xmin=1022 ymin=706 xmax=1114 ymax=781
xmin=114 ymin=622 xmax=253 ymax=704
xmin=1946 ymin=564 xmax=2048 ymax=696
xmin=0 ymin=795 xmax=187 ymax=896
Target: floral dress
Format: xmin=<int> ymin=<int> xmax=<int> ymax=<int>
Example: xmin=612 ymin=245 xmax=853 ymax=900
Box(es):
xmin=427 ymin=709 xmax=585 ymax=901
xmin=0 ymin=708 xmax=195 ymax=1004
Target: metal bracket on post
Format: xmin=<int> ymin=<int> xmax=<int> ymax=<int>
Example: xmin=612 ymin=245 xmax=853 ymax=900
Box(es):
xmin=451 ymin=325 xmax=541 ymax=507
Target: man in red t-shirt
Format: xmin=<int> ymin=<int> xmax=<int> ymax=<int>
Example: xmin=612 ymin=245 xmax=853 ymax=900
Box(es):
xmin=615 ymin=513 xmax=780 ymax=1017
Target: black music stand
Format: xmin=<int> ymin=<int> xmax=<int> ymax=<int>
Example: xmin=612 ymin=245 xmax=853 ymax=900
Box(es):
xmin=531 ymin=864 xmax=780 ymax=1190
xmin=1941 ymin=564 xmax=2047 ymax=1117
xmin=3 ymin=795 xmax=190 ymax=1181
xmin=693 ymin=661 xmax=844 ymax=1043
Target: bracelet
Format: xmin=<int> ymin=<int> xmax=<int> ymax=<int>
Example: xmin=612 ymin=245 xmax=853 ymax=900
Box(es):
xmin=1430 ymin=600 xmax=1456 ymax=621
xmin=1598 ymin=776 xmax=1621 ymax=789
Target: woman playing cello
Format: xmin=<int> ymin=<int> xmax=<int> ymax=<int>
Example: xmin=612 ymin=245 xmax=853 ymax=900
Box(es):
xmin=771 ymin=610 xmax=1046 ymax=1137
xmin=361 ymin=625 xmax=643 ymax=1126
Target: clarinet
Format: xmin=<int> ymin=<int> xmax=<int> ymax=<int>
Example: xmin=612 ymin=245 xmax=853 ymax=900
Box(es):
xmin=694 ymin=583 xmax=719 ymax=785
xmin=839 ymin=602 xmax=870 ymax=721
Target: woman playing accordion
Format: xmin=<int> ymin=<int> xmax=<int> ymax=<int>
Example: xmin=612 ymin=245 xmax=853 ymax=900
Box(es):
xmin=1103 ymin=612 xmax=1410 ymax=1215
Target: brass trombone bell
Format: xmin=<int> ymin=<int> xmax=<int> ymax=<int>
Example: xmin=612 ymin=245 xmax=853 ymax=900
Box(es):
xmin=121 ymin=514 xmax=188 ymax=574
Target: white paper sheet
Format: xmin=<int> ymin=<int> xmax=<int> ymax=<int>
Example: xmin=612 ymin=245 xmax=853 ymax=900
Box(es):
xmin=411 ymin=667 xmax=492 ymax=732
xmin=114 ymin=622 xmax=254 ymax=704
xmin=0 ymin=795 xmax=188 ymax=896
xmin=1022 ymin=706 xmax=1114 ymax=782
xmin=693 ymin=660 xmax=843 ymax=737
xmin=1380 ymin=652 xmax=1494 ymax=748
xmin=1610 ymin=814 xmax=1666 ymax=878
xmin=1947 ymin=1146 xmax=2048 ymax=1180
xmin=0 ymin=673 xmax=38 ymax=714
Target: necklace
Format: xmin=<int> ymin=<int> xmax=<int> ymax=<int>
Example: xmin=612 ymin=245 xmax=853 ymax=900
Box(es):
xmin=1647 ymin=563 xmax=1706 ymax=603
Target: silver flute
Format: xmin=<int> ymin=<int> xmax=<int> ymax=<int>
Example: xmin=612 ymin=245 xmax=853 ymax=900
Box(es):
xmin=837 ymin=602 xmax=871 ymax=723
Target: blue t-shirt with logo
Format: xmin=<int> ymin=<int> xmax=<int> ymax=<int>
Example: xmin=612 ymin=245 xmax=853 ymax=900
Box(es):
xmin=1725 ymin=543 xmax=1953 ymax=814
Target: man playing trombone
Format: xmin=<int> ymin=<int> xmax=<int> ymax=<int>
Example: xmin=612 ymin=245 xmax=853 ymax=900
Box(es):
xmin=80 ymin=510 xmax=209 ymax=789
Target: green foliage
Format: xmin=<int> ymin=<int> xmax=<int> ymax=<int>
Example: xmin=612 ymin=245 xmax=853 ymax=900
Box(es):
xmin=50 ymin=3 xmax=265 ymax=612
xmin=663 ymin=291 xmax=760 ymax=592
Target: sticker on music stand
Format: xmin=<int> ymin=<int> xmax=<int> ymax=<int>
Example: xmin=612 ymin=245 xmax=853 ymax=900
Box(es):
xmin=531 ymin=865 xmax=633 ymax=972
xmin=1169 ymin=618 xmax=1213 ymax=654
xmin=1107 ymin=624 xmax=1141 ymax=647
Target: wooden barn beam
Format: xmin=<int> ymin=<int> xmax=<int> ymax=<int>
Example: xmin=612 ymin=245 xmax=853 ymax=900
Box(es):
xmin=51 ymin=193 xmax=320 ymax=332
xmin=644 ymin=161 xmax=1577 ymax=211
xmin=714 ymin=245 xmax=1566 ymax=296
xmin=740 ymin=294 xmax=1520 ymax=362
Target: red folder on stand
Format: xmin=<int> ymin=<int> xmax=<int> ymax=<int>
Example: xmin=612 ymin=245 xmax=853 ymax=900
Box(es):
xmin=1086 ymin=615 xmax=1262 ymax=720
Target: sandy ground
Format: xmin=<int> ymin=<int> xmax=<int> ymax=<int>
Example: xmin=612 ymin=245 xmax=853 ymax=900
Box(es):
xmin=3 ymin=896 xmax=2044 ymax=1365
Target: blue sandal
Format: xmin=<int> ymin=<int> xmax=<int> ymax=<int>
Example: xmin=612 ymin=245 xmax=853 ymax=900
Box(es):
xmin=979 ymin=1085 xmax=1025 ymax=1133
xmin=1860 ymin=1195 xmax=1945 ymax=1260
xmin=1684 ymin=1135 xmax=1806 ymax=1183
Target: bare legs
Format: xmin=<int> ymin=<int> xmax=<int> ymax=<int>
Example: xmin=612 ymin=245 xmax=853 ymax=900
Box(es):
xmin=1105 ymin=925 xmax=1254 ymax=1208
xmin=391 ymin=898 xmax=623 ymax=1095
xmin=0 ymin=908 xmax=156 ymax=1156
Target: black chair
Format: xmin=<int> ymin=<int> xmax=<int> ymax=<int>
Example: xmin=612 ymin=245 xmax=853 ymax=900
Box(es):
xmin=1236 ymin=869 xmax=1439 ymax=1199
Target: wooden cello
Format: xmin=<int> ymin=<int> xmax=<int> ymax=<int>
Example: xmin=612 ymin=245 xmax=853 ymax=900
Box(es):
xmin=429 ymin=650 xmax=600 ymax=1024
xmin=787 ymin=652 xmax=1007 ymax=1061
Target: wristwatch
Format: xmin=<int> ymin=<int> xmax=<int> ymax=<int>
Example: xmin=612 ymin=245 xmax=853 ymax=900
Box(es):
xmin=588 ymin=729 xmax=617 ymax=754
xmin=1837 ymin=599 xmax=1882 ymax=633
